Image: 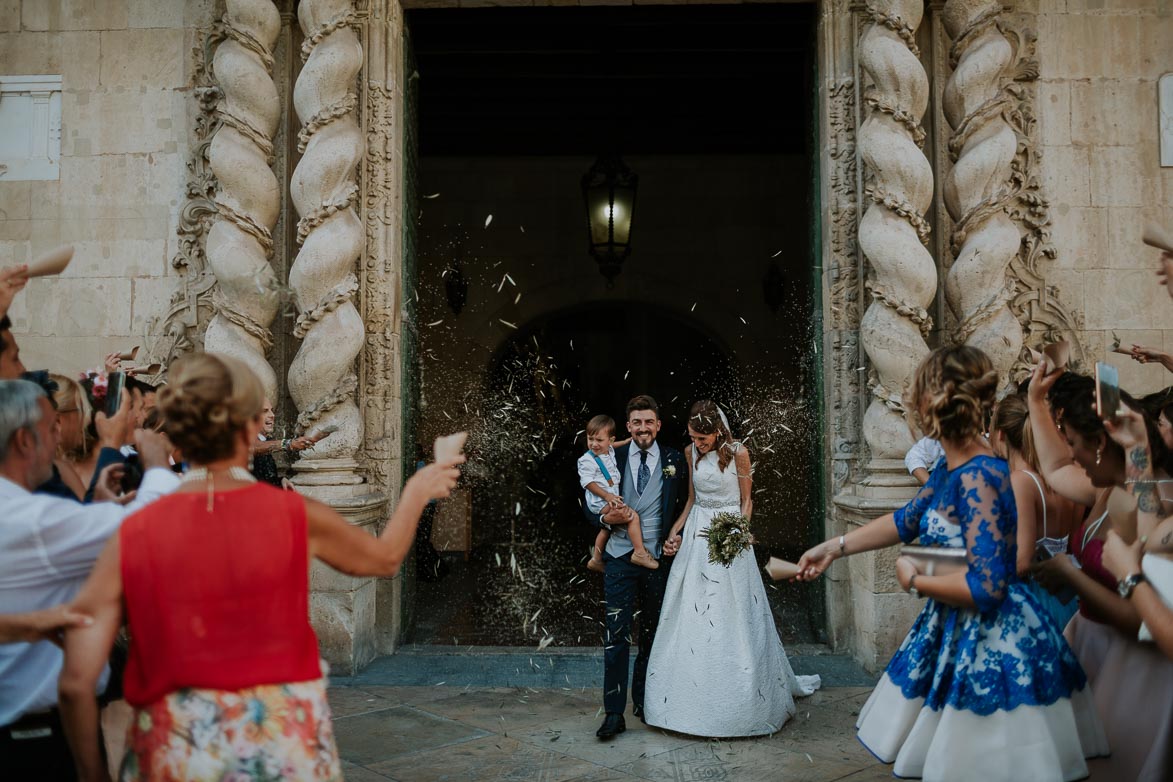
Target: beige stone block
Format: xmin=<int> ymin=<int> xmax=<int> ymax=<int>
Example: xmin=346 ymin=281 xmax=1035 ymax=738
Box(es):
xmin=0 ymin=220 xmax=32 ymax=241
xmin=8 ymin=333 xmax=100 ymax=375
xmin=51 ymin=155 xmax=147 ymax=208
xmin=1138 ymin=14 xmax=1173 ymax=80
xmin=1037 ymin=81 xmax=1071 ymax=147
xmin=1050 ymin=205 xmax=1108 ymax=270
xmin=0 ymin=31 xmax=101 ymax=90
xmin=1083 ymin=268 xmax=1173 ymax=331
xmin=21 ymin=0 xmax=128 ymax=31
xmin=1037 ymin=0 xmax=1066 ymax=12
xmin=0 ymin=182 xmax=31 ymax=222
xmin=1042 ymin=269 xmax=1086 ymax=326
xmin=1090 ymin=145 xmax=1161 ymax=208
xmin=99 ymin=28 xmax=186 ymax=89
xmin=147 ymin=150 xmax=186 ymax=210
xmin=28 ymin=236 xmax=164 ymax=279
xmin=60 ymin=88 xmax=177 ymax=156
xmin=1040 ymin=145 xmax=1091 ymax=207
xmin=125 ymin=0 xmax=193 ymax=28
xmin=1104 ymin=205 xmax=1173 ymax=270
xmin=23 ymin=276 xmax=133 ymax=337
xmin=1071 ymin=80 xmax=1155 ymax=148
xmin=130 ymin=274 xmax=178 ymax=336
xmin=310 ymin=582 xmax=377 ymax=675
xmin=1041 ymin=14 xmax=1141 ymax=81
xmin=1066 ymin=0 xmax=1159 ymax=10
xmin=0 ymin=241 xmax=31 ymax=267
xmin=0 ymin=0 xmax=20 ymax=31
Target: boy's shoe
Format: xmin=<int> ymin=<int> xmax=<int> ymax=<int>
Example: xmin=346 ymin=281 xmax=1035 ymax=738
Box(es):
xmin=587 ymin=556 xmax=605 ymax=573
xmin=630 ymin=550 xmax=660 ymax=570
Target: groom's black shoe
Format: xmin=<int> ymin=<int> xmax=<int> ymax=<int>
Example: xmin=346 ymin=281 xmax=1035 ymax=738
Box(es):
xmin=632 ymin=704 xmax=645 ymax=724
xmin=596 ymin=713 xmax=626 ymax=740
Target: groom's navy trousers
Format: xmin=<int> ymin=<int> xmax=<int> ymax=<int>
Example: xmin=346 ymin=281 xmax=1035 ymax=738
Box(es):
xmin=602 ymin=550 xmax=670 ymax=715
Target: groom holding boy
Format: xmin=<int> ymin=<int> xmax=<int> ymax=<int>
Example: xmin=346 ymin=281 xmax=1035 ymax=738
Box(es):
xmin=583 ymin=395 xmax=688 ymax=740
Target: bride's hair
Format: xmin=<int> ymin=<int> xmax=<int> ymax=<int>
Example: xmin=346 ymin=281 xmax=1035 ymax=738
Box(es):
xmin=688 ymin=400 xmax=734 ymax=472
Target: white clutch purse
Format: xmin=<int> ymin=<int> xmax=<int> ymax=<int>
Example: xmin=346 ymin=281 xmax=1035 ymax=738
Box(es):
xmin=900 ymin=545 xmax=968 ymax=576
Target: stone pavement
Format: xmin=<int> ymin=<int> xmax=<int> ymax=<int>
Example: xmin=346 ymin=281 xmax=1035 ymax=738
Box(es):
xmin=329 ymin=647 xmax=889 ymax=782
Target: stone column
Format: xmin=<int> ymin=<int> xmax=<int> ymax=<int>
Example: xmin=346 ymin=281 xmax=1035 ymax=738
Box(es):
xmin=289 ymin=0 xmax=366 ymax=494
xmin=856 ymin=0 xmax=936 ymax=490
xmin=202 ymin=1 xmax=282 ymax=402
xmin=292 ymin=0 xmax=388 ymax=675
xmin=942 ymin=0 xmax=1022 ymax=380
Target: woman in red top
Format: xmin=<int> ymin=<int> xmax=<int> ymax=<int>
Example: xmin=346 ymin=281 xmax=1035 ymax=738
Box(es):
xmin=56 ymin=353 xmax=462 ymax=782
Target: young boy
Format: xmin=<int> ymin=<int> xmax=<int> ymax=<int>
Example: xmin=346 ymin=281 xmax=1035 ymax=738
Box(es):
xmin=577 ymin=414 xmax=658 ymax=572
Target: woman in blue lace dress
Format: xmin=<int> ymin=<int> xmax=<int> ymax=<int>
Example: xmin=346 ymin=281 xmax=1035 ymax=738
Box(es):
xmin=797 ymin=346 xmax=1107 ymax=782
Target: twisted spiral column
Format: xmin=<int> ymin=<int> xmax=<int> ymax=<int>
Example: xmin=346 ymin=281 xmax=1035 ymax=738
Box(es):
xmin=857 ymin=1 xmax=935 ymax=474
xmin=203 ymin=1 xmax=282 ymax=402
xmin=289 ymin=0 xmax=365 ymax=487
xmin=942 ymin=0 xmax=1022 ymax=381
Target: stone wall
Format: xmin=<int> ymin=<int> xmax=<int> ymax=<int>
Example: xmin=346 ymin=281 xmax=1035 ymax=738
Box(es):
xmin=0 ymin=0 xmax=213 ymax=375
xmin=1036 ymin=0 xmax=1173 ymax=395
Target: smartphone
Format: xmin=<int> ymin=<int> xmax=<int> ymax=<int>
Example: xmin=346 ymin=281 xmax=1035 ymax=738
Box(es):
xmin=105 ymin=371 xmax=126 ymax=418
xmin=1034 ymin=540 xmax=1054 ymax=563
xmin=1094 ymin=362 xmax=1120 ymax=420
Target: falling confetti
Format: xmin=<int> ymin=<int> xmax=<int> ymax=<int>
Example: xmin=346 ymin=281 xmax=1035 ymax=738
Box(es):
xmin=424 ymin=193 xmax=441 ymax=199
xmin=484 ymin=214 xmax=493 ymax=227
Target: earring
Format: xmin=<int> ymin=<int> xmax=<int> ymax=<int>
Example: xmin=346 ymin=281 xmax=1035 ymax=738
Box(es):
xmin=1095 ymin=446 xmax=1102 ymax=465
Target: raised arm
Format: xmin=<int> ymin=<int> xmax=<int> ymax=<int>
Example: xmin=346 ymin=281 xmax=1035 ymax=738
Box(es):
xmin=309 ymin=457 xmax=462 ymax=577
xmin=58 ymin=538 xmax=124 ymax=782
xmin=1026 ymin=363 xmax=1097 ymax=506
xmin=735 ymin=444 xmax=753 ymax=520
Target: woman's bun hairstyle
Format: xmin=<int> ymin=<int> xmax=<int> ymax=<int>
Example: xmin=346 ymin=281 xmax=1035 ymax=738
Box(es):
xmin=910 ymin=346 xmax=999 ymax=443
xmin=157 ymin=352 xmax=264 ymax=464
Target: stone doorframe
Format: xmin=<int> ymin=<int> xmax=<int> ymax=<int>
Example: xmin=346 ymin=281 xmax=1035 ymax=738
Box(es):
xmin=163 ymin=0 xmax=1083 ymax=674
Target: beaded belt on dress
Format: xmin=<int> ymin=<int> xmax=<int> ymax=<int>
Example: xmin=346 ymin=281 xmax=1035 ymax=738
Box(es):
xmin=694 ymin=498 xmax=740 ymax=510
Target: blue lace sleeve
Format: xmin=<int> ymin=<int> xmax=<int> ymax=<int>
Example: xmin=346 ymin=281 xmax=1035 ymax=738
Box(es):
xmin=893 ymin=473 xmax=937 ymax=544
xmin=959 ymin=460 xmax=1015 ymax=612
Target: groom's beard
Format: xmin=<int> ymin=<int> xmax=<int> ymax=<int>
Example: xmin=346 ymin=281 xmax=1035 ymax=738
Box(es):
xmin=631 ymin=431 xmax=656 ymax=449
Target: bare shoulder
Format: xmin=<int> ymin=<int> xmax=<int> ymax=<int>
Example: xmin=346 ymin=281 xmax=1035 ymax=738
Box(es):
xmin=734 ymin=442 xmax=751 ymax=462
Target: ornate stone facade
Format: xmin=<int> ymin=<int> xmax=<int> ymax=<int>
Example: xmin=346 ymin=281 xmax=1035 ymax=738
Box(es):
xmin=4 ymin=0 xmax=1169 ymax=674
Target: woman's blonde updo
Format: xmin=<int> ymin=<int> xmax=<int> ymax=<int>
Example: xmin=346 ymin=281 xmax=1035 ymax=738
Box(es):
xmin=908 ymin=345 xmax=999 ymax=443
xmin=157 ymin=352 xmax=264 ymax=464
xmin=49 ymin=373 xmax=94 ymax=458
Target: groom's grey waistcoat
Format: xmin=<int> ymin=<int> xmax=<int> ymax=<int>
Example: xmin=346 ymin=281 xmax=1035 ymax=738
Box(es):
xmin=606 ymin=451 xmax=664 ymax=558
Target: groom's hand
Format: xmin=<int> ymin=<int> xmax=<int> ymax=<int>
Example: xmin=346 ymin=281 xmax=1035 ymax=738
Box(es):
xmin=663 ymin=533 xmax=682 ymax=557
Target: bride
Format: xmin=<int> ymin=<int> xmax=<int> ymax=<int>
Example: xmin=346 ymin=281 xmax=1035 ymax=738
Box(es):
xmin=644 ymin=400 xmax=819 ymax=737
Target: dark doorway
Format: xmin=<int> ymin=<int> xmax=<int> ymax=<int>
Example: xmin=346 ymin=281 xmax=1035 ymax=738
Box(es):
xmin=404 ymin=4 xmax=821 ymax=648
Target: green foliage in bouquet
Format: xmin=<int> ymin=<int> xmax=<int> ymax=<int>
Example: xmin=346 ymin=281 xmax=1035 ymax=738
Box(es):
xmin=700 ymin=511 xmax=752 ymax=567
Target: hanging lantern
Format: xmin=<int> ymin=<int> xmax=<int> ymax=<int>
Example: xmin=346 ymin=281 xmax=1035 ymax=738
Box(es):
xmin=582 ymin=154 xmax=638 ymax=285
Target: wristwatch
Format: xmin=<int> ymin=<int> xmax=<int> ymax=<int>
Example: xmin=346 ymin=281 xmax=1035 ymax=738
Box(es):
xmin=1117 ymin=572 xmax=1147 ymax=599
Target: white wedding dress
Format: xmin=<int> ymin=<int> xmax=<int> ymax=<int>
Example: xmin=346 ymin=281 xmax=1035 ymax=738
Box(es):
xmin=644 ymin=446 xmax=819 ymax=737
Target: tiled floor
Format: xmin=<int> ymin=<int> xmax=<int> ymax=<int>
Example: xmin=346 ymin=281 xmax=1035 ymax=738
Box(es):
xmin=329 ymin=684 xmax=887 ymax=782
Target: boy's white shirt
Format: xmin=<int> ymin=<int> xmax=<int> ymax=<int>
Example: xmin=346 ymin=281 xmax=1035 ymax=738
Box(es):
xmin=577 ymin=446 xmax=621 ymax=514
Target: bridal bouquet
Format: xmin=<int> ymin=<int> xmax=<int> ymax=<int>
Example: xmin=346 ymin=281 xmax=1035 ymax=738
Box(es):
xmin=700 ymin=512 xmax=752 ymax=567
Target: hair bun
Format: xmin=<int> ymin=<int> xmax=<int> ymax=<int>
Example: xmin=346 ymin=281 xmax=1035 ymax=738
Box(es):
xmin=157 ymin=353 xmax=265 ymax=465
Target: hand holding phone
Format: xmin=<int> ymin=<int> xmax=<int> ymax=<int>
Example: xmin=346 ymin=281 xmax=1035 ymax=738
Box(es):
xmin=105 ymin=371 xmax=126 ymax=419
xmin=1094 ymin=362 xmax=1121 ymax=421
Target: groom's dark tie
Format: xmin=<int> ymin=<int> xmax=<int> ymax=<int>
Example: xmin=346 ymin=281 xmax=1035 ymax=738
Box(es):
xmin=637 ymin=450 xmax=650 ymax=496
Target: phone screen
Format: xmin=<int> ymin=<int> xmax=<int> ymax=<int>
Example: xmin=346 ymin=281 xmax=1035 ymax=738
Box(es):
xmin=105 ymin=371 xmax=126 ymax=418
xmin=1094 ymin=362 xmax=1120 ymax=420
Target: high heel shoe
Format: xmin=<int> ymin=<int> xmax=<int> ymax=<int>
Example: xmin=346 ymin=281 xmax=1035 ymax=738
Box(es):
xmin=630 ymin=550 xmax=660 ymax=570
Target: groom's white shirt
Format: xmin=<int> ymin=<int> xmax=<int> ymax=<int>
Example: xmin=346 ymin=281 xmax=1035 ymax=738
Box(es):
xmin=627 ymin=441 xmax=660 ymax=496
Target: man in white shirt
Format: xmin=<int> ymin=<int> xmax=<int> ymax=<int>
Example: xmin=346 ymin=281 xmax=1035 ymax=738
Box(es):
xmin=0 ymin=379 xmax=179 ymax=779
xmin=904 ymin=436 xmax=945 ymax=485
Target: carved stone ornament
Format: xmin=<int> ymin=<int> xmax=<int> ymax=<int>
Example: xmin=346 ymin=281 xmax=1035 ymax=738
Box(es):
xmin=288 ymin=0 xmax=367 ymax=489
xmin=149 ymin=29 xmax=226 ymax=372
xmin=857 ymin=0 xmax=935 ymax=470
xmin=825 ymin=76 xmax=862 ymax=494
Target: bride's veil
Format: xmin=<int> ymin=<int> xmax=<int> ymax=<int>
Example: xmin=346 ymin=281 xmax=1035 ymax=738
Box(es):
xmin=715 ymin=405 xmax=731 ymax=434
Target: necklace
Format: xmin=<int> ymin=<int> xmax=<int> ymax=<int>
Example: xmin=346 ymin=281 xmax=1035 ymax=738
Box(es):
xmin=180 ymin=466 xmax=256 ymax=511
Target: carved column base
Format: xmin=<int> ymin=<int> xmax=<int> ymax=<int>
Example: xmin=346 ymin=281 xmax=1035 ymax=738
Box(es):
xmin=830 ymin=491 xmax=922 ymax=673
xmin=308 ymin=491 xmax=387 ymax=675
xmin=292 ymin=457 xmax=366 ymax=500
xmin=858 ymin=458 xmax=920 ymax=492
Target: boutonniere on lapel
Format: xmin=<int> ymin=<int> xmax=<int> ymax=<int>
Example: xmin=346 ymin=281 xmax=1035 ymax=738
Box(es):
xmin=663 ymin=465 xmax=676 ymax=478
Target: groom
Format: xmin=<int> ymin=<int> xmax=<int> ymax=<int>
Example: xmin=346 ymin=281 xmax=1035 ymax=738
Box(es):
xmin=584 ymin=394 xmax=688 ymax=740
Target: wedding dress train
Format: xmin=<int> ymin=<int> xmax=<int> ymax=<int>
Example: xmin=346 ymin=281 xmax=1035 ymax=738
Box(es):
xmin=644 ymin=447 xmax=819 ymax=737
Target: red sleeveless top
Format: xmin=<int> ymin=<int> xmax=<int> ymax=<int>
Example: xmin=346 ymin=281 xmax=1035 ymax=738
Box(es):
xmin=120 ymin=483 xmax=322 ymax=706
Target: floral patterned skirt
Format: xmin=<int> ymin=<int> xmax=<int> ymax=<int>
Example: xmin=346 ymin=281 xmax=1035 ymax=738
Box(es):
xmin=118 ymin=677 xmax=342 ymax=782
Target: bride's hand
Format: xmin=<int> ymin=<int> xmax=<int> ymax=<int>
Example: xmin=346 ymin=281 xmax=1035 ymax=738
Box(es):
xmin=663 ymin=531 xmax=683 ymax=557
xmin=795 ymin=541 xmax=836 ymax=581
